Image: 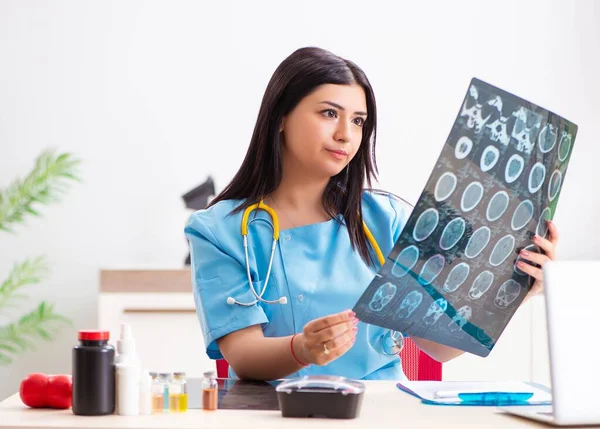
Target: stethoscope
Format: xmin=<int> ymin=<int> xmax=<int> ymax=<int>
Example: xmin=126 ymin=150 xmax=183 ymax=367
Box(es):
xmin=226 ymin=200 xmax=404 ymax=355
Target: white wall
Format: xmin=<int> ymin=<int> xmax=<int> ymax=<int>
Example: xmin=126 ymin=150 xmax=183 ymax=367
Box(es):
xmin=0 ymin=0 xmax=598 ymax=399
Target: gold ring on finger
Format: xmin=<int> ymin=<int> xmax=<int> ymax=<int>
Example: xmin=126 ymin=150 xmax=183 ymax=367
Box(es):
xmin=323 ymin=343 xmax=330 ymax=355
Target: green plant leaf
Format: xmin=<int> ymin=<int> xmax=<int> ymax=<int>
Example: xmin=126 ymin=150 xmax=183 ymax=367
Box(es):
xmin=0 ymin=150 xmax=81 ymax=232
xmin=0 ymin=343 xmax=19 ymax=353
xmin=35 ymin=326 xmax=51 ymax=340
xmin=0 ymin=149 xmax=79 ymax=365
xmin=24 ymin=206 xmax=40 ymax=216
xmin=0 ymin=301 xmax=71 ymax=365
xmin=0 ymin=257 xmax=49 ymax=311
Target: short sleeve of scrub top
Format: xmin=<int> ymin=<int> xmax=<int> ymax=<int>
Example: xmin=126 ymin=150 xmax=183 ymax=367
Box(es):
xmin=184 ymin=190 xmax=411 ymax=380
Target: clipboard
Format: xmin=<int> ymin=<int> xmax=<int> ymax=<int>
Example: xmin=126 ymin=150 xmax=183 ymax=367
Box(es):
xmin=397 ymin=380 xmax=552 ymax=406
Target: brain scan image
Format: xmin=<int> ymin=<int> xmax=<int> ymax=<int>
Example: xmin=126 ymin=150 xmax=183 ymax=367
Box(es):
xmin=391 ymin=245 xmax=419 ymax=278
xmin=464 ymin=226 xmax=491 ymax=258
xmin=486 ymin=191 xmax=509 ymax=222
xmin=448 ymin=305 xmax=472 ymax=333
xmin=413 ymin=208 xmax=439 ymax=242
xmin=505 ymin=154 xmax=525 ymax=184
xmin=439 ymin=217 xmax=466 ymax=250
xmin=461 ymin=181 xmax=484 ymax=212
xmin=460 ymin=86 xmax=493 ymax=133
xmin=476 ymin=325 xmax=496 ymax=346
xmin=443 ymin=262 xmax=470 ymax=293
xmin=528 ymin=162 xmax=546 ymax=194
xmin=418 ymin=254 xmax=445 ymax=285
xmin=468 ymin=271 xmax=494 ymax=300
xmin=536 ymin=207 xmax=551 ymax=238
xmin=538 ymin=123 xmax=558 ymax=153
xmin=368 ymin=282 xmax=397 ymax=312
xmin=423 ymin=298 xmax=448 ymax=326
xmin=558 ymin=132 xmax=572 ymax=162
xmin=494 ymin=279 xmax=522 ymax=309
xmin=455 ymin=136 xmax=473 ymax=159
xmin=434 ymin=172 xmax=458 ymax=202
xmin=480 ymin=145 xmax=500 ymax=172
xmin=511 ymin=199 xmax=534 ymax=231
xmin=548 ymin=170 xmax=562 ymax=202
xmin=490 ymin=235 xmax=516 ymax=267
xmin=397 ymin=290 xmax=423 ymax=319
xmin=511 ymin=107 xmax=542 ymax=154
xmin=486 ymin=116 xmax=513 ymax=146
xmin=353 ymin=78 xmax=576 ymax=359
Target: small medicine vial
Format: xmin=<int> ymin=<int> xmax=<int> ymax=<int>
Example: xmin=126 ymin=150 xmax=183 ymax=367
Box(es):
xmin=157 ymin=373 xmax=172 ymax=412
xmin=201 ymin=370 xmax=218 ymax=411
xmin=169 ymin=372 xmax=188 ymax=412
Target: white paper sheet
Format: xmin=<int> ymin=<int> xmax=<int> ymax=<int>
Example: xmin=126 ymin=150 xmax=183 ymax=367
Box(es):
xmin=398 ymin=380 xmax=552 ymax=405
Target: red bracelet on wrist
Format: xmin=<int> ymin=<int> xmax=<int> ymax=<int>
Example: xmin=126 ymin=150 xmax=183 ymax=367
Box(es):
xmin=290 ymin=333 xmax=309 ymax=367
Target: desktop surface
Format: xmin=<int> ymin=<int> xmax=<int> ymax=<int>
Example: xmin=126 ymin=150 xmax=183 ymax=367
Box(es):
xmin=2 ymin=379 xmax=598 ymax=428
xmin=186 ymin=378 xmax=281 ymax=410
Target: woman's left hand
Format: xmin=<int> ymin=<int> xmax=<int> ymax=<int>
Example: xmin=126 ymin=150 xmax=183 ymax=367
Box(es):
xmin=516 ymin=220 xmax=559 ymax=297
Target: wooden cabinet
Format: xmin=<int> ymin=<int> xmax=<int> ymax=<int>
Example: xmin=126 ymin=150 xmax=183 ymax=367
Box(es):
xmin=98 ymin=269 xmax=215 ymax=377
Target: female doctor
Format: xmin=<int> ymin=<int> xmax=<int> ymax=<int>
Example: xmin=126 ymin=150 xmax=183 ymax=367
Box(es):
xmin=184 ymin=47 xmax=559 ymax=381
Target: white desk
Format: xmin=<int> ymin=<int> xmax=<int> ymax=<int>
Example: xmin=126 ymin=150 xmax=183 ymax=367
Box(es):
xmin=0 ymin=381 xmax=587 ymax=429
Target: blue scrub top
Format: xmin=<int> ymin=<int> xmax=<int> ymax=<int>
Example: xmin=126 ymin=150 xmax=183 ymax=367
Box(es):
xmin=184 ymin=190 xmax=411 ymax=380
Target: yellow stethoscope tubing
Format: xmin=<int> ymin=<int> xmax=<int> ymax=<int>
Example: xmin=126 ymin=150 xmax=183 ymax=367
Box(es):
xmin=242 ymin=201 xmax=279 ymax=239
xmin=362 ymin=221 xmax=385 ymax=266
xmin=239 ymin=201 xmax=283 ymax=305
xmin=240 ymin=201 xmax=385 ymax=306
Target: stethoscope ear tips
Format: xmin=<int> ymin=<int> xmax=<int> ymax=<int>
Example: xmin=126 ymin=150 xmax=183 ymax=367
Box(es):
xmin=278 ymin=297 xmax=288 ymax=304
xmin=226 ymin=297 xmax=236 ymax=305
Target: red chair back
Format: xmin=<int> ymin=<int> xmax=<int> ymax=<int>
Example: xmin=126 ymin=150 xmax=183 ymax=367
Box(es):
xmin=399 ymin=337 xmax=442 ymax=381
xmin=216 ymin=359 xmax=229 ymax=379
xmin=215 ymin=337 xmax=441 ymax=381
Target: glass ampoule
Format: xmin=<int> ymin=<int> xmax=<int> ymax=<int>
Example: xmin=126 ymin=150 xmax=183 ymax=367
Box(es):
xmin=169 ymin=372 xmax=188 ymax=412
xmin=202 ymin=370 xmax=218 ymax=411
xmin=156 ymin=373 xmax=172 ymax=413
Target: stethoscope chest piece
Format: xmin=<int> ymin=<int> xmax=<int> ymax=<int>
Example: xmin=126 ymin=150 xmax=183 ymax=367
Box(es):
xmin=381 ymin=330 xmax=404 ymax=355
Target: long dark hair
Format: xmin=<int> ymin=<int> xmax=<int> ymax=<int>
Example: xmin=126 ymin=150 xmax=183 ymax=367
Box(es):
xmin=210 ymin=47 xmax=379 ymax=266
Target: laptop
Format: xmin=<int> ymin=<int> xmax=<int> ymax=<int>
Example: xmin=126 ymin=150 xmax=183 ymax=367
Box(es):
xmin=502 ymin=260 xmax=600 ymax=426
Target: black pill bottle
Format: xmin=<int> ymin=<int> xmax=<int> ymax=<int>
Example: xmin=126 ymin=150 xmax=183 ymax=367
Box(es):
xmin=72 ymin=330 xmax=115 ymax=415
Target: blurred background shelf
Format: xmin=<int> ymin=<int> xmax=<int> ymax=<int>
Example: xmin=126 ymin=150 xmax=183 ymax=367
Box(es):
xmin=98 ymin=269 xmax=215 ymax=377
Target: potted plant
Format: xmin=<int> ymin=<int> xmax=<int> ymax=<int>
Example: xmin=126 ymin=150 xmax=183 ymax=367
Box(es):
xmin=0 ymin=150 xmax=80 ymax=365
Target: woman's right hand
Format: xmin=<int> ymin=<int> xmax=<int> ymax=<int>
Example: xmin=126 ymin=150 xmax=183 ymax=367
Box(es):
xmin=294 ymin=310 xmax=359 ymax=366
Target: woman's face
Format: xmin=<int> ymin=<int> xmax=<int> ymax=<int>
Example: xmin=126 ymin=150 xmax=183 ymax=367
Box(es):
xmin=280 ymin=83 xmax=368 ymax=179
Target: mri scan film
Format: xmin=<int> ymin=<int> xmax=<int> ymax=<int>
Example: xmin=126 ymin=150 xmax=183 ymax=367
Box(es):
xmin=353 ymin=78 xmax=577 ymax=357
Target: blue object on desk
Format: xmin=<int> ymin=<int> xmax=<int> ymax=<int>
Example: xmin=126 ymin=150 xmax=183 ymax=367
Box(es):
xmin=396 ymin=382 xmax=551 ymax=407
xmin=457 ymin=392 xmax=534 ymax=405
